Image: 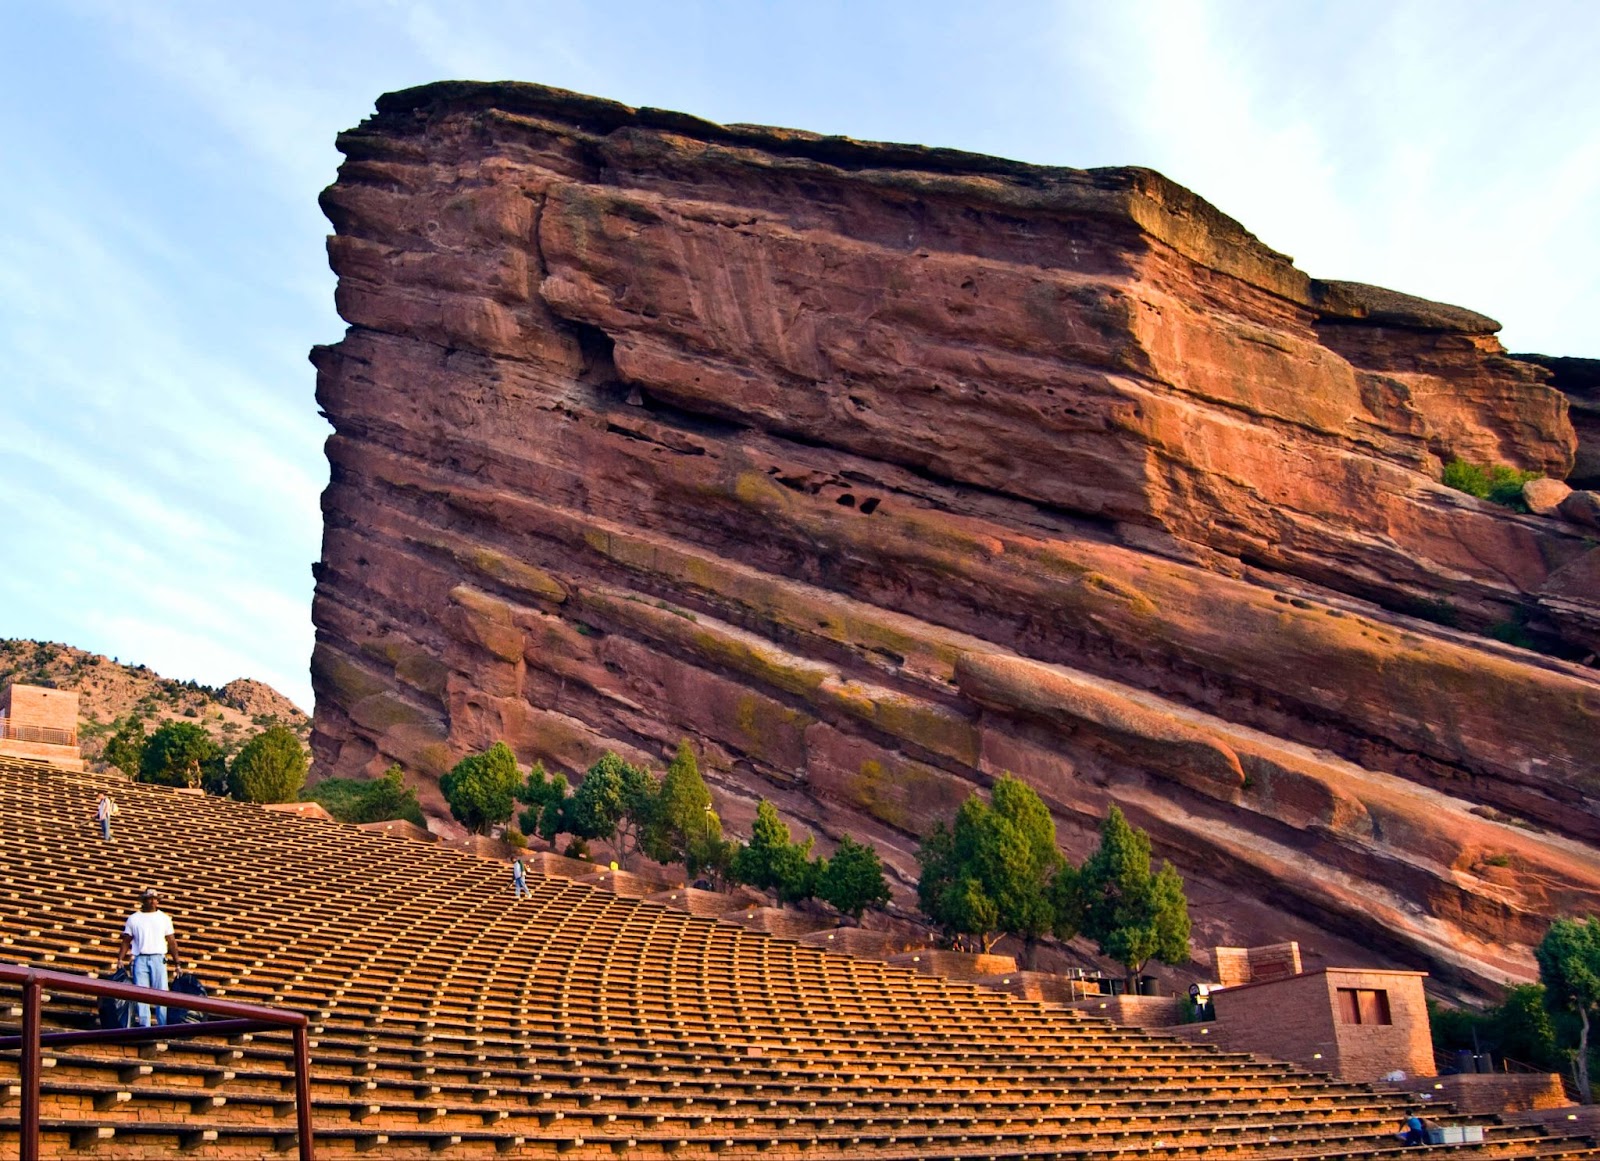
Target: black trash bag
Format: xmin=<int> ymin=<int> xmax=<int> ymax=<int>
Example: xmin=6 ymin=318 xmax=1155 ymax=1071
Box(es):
xmin=99 ymin=966 xmax=132 ymax=1029
xmin=167 ymin=971 xmax=208 ymax=1024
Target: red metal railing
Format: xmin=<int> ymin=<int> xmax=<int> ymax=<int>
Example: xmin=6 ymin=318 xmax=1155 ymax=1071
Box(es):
xmin=0 ymin=722 xmax=77 ymax=747
xmin=0 ymin=964 xmax=314 ymax=1160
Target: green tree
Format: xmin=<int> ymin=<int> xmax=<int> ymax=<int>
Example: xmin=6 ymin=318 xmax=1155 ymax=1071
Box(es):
xmin=559 ymin=752 xmax=657 ymax=859
xmin=1078 ymin=805 xmax=1191 ymax=981
xmin=914 ymin=776 xmax=1072 ymax=960
xmin=516 ymin=762 xmax=570 ymax=843
xmin=227 ymin=726 xmax=308 ymax=804
xmin=1496 ymin=984 xmax=1561 ymax=1071
xmin=645 ymin=741 xmax=725 ymax=875
xmin=1536 ymin=916 xmax=1600 ymax=1103
xmin=306 ymin=764 xmax=425 ymax=826
xmin=816 ymin=836 xmax=891 ymax=920
xmin=440 ymin=741 xmax=522 ymax=834
xmin=731 ymin=800 xmax=816 ymax=906
xmin=102 ymin=717 xmax=146 ymax=778
xmin=139 ymin=721 xmax=220 ymax=789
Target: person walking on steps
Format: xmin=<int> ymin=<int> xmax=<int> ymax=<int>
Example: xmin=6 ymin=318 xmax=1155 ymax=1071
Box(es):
xmin=512 ymin=857 xmax=528 ymax=900
xmin=95 ymin=793 xmax=117 ymax=841
xmin=118 ymin=888 xmax=182 ymax=1027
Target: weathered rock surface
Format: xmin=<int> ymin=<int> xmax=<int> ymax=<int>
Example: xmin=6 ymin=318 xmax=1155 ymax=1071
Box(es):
xmin=1524 ymin=477 xmax=1573 ymax=516
xmin=311 ymin=81 xmax=1600 ymax=1000
xmin=1514 ymin=354 xmax=1600 ymax=489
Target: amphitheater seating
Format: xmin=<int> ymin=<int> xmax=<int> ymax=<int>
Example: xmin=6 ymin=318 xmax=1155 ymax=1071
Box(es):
xmin=0 ymin=757 xmax=1594 ymax=1159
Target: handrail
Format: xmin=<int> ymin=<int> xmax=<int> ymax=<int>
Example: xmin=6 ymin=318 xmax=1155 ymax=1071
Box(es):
xmin=0 ymin=963 xmax=314 ymax=1161
xmin=0 ymin=722 xmax=77 ymax=747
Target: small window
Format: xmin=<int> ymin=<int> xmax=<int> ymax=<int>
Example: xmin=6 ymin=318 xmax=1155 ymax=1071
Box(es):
xmin=1337 ymin=987 xmax=1392 ymax=1025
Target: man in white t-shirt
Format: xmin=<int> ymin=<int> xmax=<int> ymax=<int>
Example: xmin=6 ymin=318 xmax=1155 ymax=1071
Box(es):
xmin=118 ymin=888 xmax=182 ymax=1027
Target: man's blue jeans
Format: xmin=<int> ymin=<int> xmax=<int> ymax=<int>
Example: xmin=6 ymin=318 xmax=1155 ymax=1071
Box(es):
xmin=130 ymin=954 xmax=167 ymax=1027
xmin=100 ymin=816 xmax=110 ymax=841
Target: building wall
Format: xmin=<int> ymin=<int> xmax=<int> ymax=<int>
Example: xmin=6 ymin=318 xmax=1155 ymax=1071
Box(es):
xmin=2 ymin=684 xmax=80 ymax=735
xmin=1326 ymin=968 xmax=1435 ymax=1081
xmin=1429 ymin=1073 xmax=1568 ymax=1114
xmin=1064 ymin=995 xmax=1186 ymax=1028
xmin=0 ymin=737 xmax=85 ymax=770
xmin=1211 ymin=970 xmax=1342 ymax=1073
xmin=1207 ymin=969 xmax=1433 ymax=1082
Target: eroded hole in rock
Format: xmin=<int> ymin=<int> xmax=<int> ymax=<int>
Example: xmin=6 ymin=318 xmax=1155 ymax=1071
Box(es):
xmin=836 ymin=494 xmax=857 ymax=507
xmin=858 ymin=497 xmax=881 ymax=514
xmin=573 ymin=321 xmax=620 ymax=390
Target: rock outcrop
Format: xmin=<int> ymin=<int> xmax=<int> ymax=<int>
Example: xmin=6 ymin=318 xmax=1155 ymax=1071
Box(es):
xmin=311 ymin=81 xmax=1600 ymax=1000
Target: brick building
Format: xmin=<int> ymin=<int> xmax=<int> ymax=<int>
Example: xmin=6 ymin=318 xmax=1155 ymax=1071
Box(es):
xmin=0 ymin=682 xmax=82 ymax=770
xmin=1206 ymin=967 xmax=1435 ymax=1082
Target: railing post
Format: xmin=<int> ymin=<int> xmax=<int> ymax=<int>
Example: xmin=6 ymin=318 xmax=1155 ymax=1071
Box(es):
xmin=21 ymin=971 xmax=41 ymax=1161
xmin=293 ymin=1021 xmax=315 ymax=1161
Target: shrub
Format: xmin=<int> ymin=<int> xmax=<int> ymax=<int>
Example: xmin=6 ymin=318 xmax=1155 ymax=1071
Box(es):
xmin=305 ymin=765 xmax=426 ymax=826
xmin=440 ymin=742 xmax=522 ymax=834
xmin=227 ymin=726 xmax=308 ymax=804
xmin=1442 ymin=460 xmax=1540 ymax=510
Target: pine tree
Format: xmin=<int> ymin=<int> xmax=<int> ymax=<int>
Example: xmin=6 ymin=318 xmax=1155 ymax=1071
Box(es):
xmin=1078 ymin=805 xmax=1191 ymax=980
xmin=731 ymin=800 xmax=816 ymax=906
xmin=645 ymin=741 xmax=723 ymax=874
xmin=816 ymin=836 xmax=891 ymax=920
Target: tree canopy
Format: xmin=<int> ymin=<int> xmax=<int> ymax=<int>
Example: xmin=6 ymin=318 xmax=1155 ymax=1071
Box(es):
xmin=1536 ymin=916 xmax=1600 ymax=1103
xmin=915 ymin=775 xmax=1071 ymax=958
xmin=1078 ymin=805 xmax=1191 ymax=978
xmin=305 ymin=764 xmax=425 ymax=827
xmin=227 ymin=725 xmax=307 ymax=804
xmin=817 ymin=835 xmax=891 ymax=920
xmin=139 ymin=721 xmax=221 ymax=789
xmin=645 ymin=741 xmax=728 ymax=878
xmin=102 ymin=717 xmax=146 ymax=779
xmin=731 ymin=800 xmax=816 ymax=906
xmin=516 ymin=761 xmax=570 ymax=843
xmin=440 ymin=741 xmax=522 ymax=834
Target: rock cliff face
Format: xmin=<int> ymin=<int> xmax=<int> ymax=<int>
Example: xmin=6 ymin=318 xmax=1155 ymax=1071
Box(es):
xmin=311 ymin=81 xmax=1600 ymax=999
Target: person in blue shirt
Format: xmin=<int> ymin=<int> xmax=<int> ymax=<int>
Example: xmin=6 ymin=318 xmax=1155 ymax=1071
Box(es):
xmin=1398 ymin=1114 xmax=1427 ymax=1146
xmin=512 ymin=858 xmax=528 ymax=900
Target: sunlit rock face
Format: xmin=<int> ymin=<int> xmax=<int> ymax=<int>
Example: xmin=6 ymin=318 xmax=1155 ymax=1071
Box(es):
xmin=311 ymin=81 xmax=1600 ymax=1000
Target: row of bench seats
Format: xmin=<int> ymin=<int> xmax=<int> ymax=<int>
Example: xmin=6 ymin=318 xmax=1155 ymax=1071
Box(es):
xmin=1 ymin=758 xmax=1593 ymax=1158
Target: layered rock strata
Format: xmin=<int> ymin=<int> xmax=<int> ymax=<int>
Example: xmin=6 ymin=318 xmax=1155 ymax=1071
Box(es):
xmin=312 ymin=81 xmax=1600 ymax=999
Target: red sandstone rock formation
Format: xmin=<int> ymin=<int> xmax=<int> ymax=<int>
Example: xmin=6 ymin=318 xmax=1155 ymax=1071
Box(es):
xmin=310 ymin=81 xmax=1600 ymax=1000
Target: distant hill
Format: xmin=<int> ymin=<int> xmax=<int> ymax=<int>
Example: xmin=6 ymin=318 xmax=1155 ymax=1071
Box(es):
xmin=0 ymin=638 xmax=308 ymax=766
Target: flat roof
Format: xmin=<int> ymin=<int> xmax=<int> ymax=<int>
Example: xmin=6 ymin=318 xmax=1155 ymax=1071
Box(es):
xmin=1215 ymin=967 xmax=1429 ymax=995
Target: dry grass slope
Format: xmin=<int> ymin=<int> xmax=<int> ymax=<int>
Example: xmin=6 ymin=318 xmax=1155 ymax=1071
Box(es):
xmin=0 ymin=639 xmax=308 ymax=764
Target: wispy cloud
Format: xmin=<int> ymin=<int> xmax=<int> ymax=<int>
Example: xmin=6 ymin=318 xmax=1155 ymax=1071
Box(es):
xmin=1058 ymin=0 xmax=1600 ymax=353
xmin=1 ymin=0 xmax=1594 ymax=719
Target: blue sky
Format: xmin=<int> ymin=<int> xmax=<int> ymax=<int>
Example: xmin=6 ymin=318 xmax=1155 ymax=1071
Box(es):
xmin=3 ymin=1 xmax=1596 ymax=710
